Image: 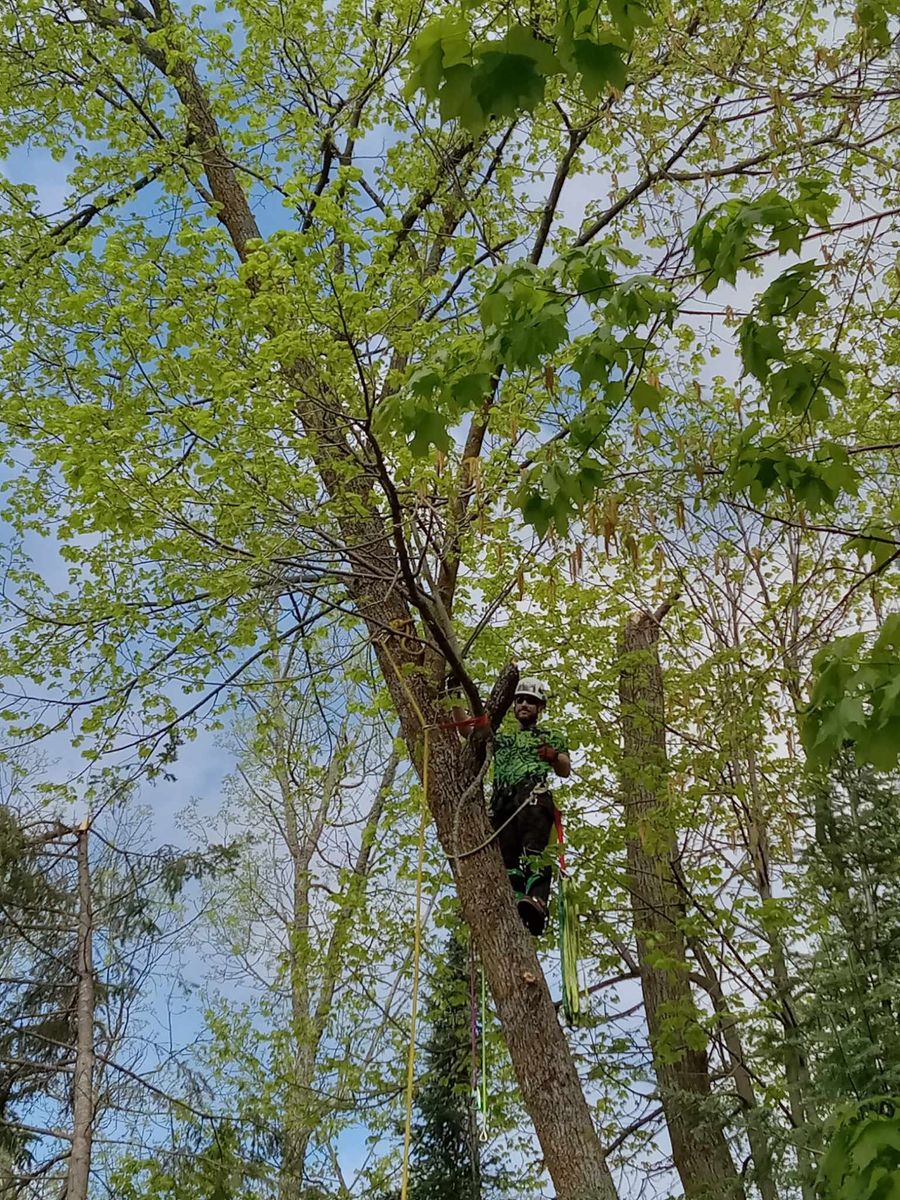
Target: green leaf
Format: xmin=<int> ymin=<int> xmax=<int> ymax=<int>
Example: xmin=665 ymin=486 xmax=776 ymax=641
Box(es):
xmin=795 ymin=176 xmax=840 ymax=225
xmin=847 ymin=529 xmax=900 ymax=570
xmin=689 ymin=192 xmax=807 ymax=291
xmin=569 ymin=404 xmax=610 ymax=449
xmin=562 ymin=246 xmax=617 ymax=300
xmin=768 ymin=360 xmax=830 ymax=421
xmin=738 ymin=320 xmax=786 ymax=381
xmin=874 ymin=612 xmax=900 ymax=653
xmin=490 ymin=303 xmax=569 ymax=369
xmin=470 ymin=51 xmax=548 ymax=120
xmin=572 ymin=343 xmax=613 ymax=386
xmin=521 ymin=489 xmax=553 ymax=537
xmin=607 ymin=0 xmax=652 ymax=43
xmin=812 ymin=696 xmax=867 ymax=749
xmin=458 ymin=26 xmax=561 ymax=127
xmin=438 ymin=63 xmax=484 ymax=133
xmin=808 ymin=348 xmax=849 ymax=399
xmin=856 ymin=0 xmax=898 ymax=46
xmin=851 ymin=1120 xmax=900 ymax=1171
xmin=407 ymin=364 xmax=443 ymax=398
xmin=476 ymin=25 xmax=561 ymax=76
xmin=631 ymin=378 xmax=662 ymax=414
xmin=759 ymin=261 xmax=826 ymax=319
xmin=452 ymin=367 xmax=492 ymax=406
xmin=406 ymin=18 xmax=472 ymax=100
xmin=404 ymin=405 xmax=452 ymax=457
xmin=566 ymin=37 xmax=627 ymax=97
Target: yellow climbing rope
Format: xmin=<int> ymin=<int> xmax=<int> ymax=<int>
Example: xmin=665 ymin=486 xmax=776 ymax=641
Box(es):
xmin=378 ymin=640 xmax=431 ymax=1200
xmin=399 ymin=725 xmax=428 ymax=1200
xmin=378 ymin=639 xmax=498 ymax=1195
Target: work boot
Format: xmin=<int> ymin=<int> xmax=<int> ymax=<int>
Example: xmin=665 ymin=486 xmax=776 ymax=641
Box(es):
xmin=517 ymin=895 xmax=548 ymax=936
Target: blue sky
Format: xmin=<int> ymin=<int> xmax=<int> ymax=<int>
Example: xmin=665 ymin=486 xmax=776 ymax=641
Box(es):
xmin=1 ymin=23 xmax=850 ymax=1191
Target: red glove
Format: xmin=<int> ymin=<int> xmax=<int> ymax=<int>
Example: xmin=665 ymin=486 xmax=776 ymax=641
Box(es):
xmin=537 ymin=744 xmax=558 ymax=763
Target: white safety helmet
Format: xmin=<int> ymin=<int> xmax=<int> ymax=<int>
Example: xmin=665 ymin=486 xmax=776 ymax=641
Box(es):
xmin=515 ymin=677 xmax=549 ymax=705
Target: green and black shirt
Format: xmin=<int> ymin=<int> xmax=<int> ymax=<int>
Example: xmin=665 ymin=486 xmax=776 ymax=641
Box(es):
xmin=492 ymin=723 xmax=569 ymax=809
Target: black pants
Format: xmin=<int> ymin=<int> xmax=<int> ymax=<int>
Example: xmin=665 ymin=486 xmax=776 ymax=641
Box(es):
xmin=491 ymin=779 xmax=555 ymax=905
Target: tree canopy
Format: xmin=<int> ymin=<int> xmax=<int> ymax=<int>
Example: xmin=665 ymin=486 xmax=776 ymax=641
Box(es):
xmin=2 ymin=0 xmax=900 ymax=1193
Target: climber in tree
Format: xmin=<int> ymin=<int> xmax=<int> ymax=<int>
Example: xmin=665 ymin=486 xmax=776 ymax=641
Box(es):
xmin=491 ymin=678 xmax=570 ymax=935
xmin=448 ymin=675 xmax=569 ymax=936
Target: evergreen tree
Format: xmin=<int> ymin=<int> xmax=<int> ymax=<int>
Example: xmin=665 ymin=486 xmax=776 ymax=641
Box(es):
xmin=0 ymin=805 xmax=74 ymax=1186
xmin=408 ymin=925 xmax=482 ymax=1200
xmin=802 ymin=760 xmax=900 ymax=1107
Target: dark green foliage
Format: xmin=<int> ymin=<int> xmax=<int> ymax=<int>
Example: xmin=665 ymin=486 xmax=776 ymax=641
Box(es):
xmin=0 ymin=806 xmax=75 ymax=1173
xmin=801 ymin=762 xmax=900 ymax=1104
xmin=802 ymin=617 xmax=900 ymax=770
xmin=818 ymin=1101 xmax=900 ymax=1200
xmin=407 ymin=925 xmax=482 ymax=1200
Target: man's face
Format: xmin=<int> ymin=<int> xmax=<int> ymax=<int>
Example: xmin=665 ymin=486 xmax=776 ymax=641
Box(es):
xmin=514 ymin=695 xmax=542 ymax=727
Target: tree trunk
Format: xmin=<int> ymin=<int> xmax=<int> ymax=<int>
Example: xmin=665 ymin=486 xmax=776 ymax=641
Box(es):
xmin=279 ymin=730 xmax=342 ymax=1198
xmin=618 ymin=609 xmax=743 ymax=1200
xmin=281 ymin=746 xmax=398 ymax=1194
xmin=385 ymin=668 xmax=618 ymax=1200
xmin=66 ymin=824 xmax=95 ymax=1200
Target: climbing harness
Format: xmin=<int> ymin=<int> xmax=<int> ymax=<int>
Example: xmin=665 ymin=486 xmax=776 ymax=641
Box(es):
xmin=555 ymin=808 xmax=582 ymax=1026
xmin=450 ymin=778 xmax=544 ymax=861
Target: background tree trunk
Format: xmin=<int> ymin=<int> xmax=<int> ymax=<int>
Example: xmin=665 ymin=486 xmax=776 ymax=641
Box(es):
xmin=66 ymin=824 xmax=95 ymax=1200
xmin=734 ymin=743 xmax=816 ymax=1200
xmin=618 ymin=609 xmax=744 ymax=1199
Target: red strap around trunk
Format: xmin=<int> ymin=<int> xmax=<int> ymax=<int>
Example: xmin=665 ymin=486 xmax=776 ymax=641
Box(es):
xmin=440 ymin=712 xmax=491 ymax=730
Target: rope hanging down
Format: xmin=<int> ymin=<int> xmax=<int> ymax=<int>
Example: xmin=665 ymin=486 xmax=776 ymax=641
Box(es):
xmin=468 ymin=937 xmax=490 ymax=1147
xmin=376 ymin=640 xmax=432 ymax=1200
xmin=399 ymin=726 xmax=428 ymax=1200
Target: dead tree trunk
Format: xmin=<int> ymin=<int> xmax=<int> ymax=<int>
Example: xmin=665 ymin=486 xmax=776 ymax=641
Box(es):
xmin=618 ymin=608 xmax=743 ymax=1200
xmin=66 ymin=823 xmax=95 ymax=1200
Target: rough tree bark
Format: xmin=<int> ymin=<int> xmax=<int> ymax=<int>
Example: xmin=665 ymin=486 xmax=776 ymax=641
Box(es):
xmin=66 ymin=822 xmax=95 ymax=1200
xmin=618 ymin=607 xmax=743 ymax=1199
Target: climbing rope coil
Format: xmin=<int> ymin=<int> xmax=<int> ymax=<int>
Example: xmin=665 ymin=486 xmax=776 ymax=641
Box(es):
xmin=555 ymin=809 xmax=582 ymax=1027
